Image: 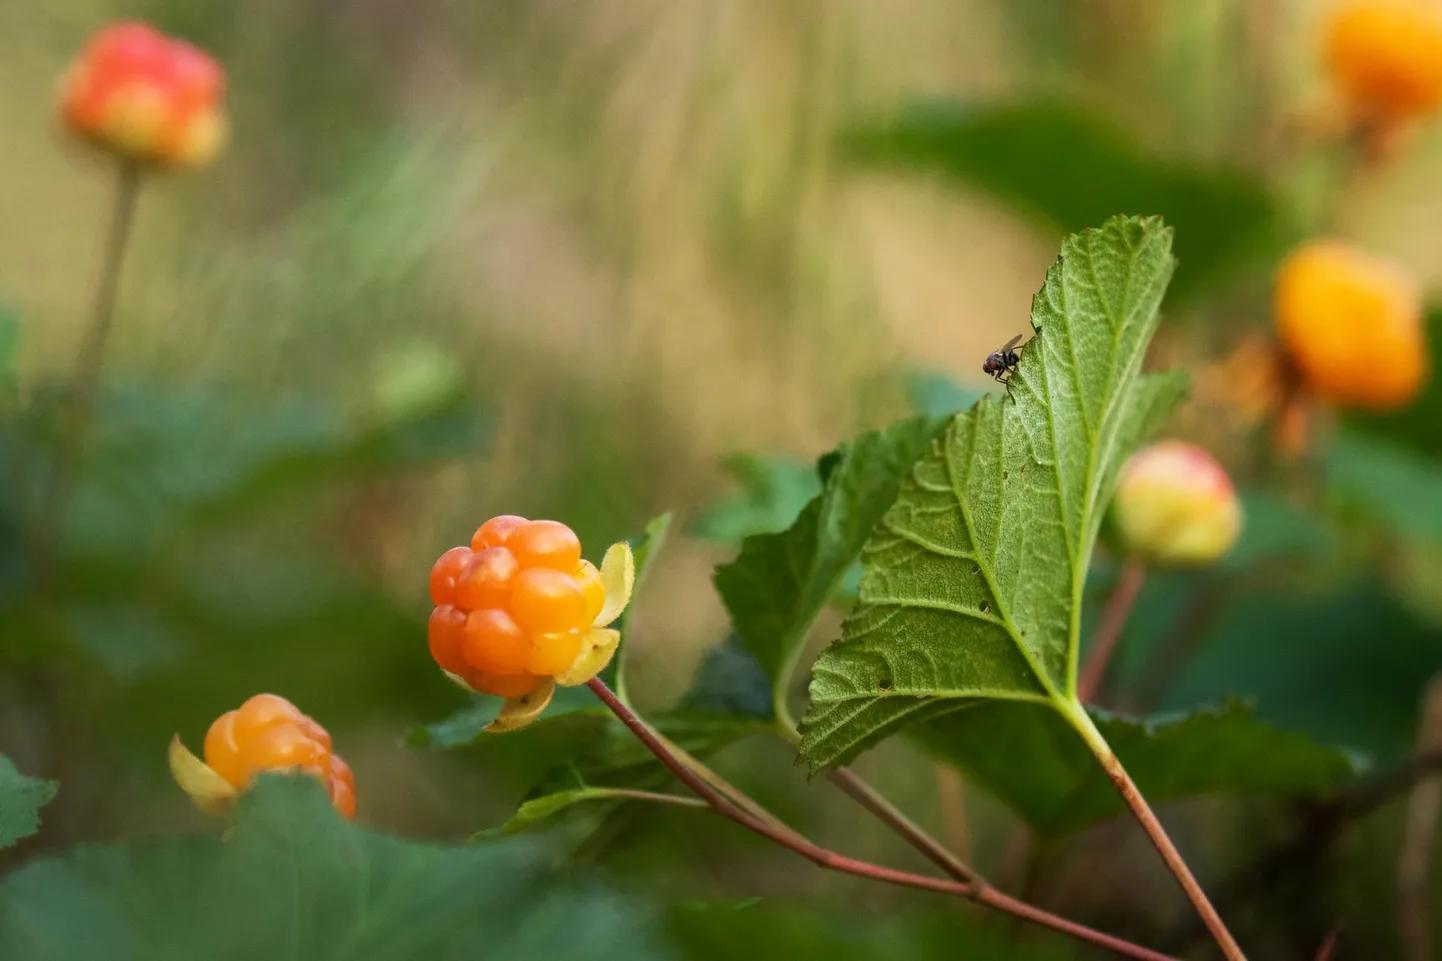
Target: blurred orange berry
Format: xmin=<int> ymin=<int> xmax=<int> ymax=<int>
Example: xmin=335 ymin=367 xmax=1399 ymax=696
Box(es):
xmin=1275 ymin=240 xmax=1427 ymax=410
xmin=1325 ymin=0 xmax=1442 ymax=122
xmin=1113 ymin=441 xmax=1243 ymax=567
xmin=199 ymin=693 xmax=355 ymax=819
xmin=58 ymin=21 xmax=227 ymax=168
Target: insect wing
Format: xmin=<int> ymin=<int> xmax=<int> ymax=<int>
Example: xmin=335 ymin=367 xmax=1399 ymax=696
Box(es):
xmin=1000 ymin=334 xmax=1023 ymax=351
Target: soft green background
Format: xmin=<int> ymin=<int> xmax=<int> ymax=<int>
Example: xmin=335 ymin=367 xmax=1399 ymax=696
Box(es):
xmin=4 ymin=2 xmax=1442 ymax=959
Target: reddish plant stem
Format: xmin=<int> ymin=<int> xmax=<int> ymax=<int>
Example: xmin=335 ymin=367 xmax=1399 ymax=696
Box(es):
xmin=586 ymin=678 xmax=1178 ymax=961
xmin=1072 ymin=708 xmax=1246 ymax=961
xmin=1077 ymin=561 xmax=1147 ymax=704
xmin=826 ymin=766 xmax=980 ymax=885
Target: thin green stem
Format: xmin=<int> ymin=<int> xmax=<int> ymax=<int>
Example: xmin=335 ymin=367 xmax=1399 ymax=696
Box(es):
xmin=33 ymin=161 xmax=142 ymax=582
xmin=1065 ymin=702 xmax=1247 ymax=961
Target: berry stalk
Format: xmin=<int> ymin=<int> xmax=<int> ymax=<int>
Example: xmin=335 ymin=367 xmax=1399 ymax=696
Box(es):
xmin=34 ymin=160 xmax=142 ymax=584
xmin=587 ymin=677 xmax=1178 ymax=961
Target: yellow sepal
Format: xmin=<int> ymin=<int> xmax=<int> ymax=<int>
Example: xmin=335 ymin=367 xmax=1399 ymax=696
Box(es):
xmin=483 ymin=678 xmax=556 ymax=733
xmin=554 ymin=628 xmax=620 ymax=687
xmin=168 ymin=736 xmax=238 ymax=817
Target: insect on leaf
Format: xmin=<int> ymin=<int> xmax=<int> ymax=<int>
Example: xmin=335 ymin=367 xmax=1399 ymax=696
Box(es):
xmin=799 ymin=215 xmax=1188 ymax=773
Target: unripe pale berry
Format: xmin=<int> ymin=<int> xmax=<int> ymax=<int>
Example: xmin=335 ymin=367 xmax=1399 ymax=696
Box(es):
xmin=1275 ymin=241 xmax=1427 ymax=411
xmin=1325 ymin=0 xmax=1442 ymax=121
xmin=58 ymin=21 xmax=228 ymax=168
xmin=1113 ymin=441 xmax=1242 ymax=567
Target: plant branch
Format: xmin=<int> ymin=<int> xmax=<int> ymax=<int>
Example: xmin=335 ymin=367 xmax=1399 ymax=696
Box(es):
xmin=587 ymin=677 xmax=1178 ymax=961
xmin=1078 ymin=561 xmax=1147 ymax=704
xmin=826 ymin=766 xmax=981 ymax=885
xmin=33 ymin=161 xmax=142 ymax=582
xmin=1068 ymin=704 xmax=1246 ymax=961
xmin=1399 ymin=674 xmax=1442 ymax=961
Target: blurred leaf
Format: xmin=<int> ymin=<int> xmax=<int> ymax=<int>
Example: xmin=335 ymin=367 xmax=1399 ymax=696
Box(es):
xmin=1221 ymin=490 xmax=1334 ymax=572
xmin=913 ymin=699 xmax=1359 ymax=837
xmin=0 ymin=755 xmax=56 ymax=851
xmin=0 ymin=776 xmax=670 ymax=961
xmin=714 ymin=415 xmax=947 ymax=723
xmin=1326 ymin=427 xmax=1442 ymax=542
xmin=1159 ymin=583 xmax=1442 ymax=759
xmin=677 ymin=636 xmax=773 ymax=720
xmin=905 ymin=371 xmax=985 ymax=420
xmin=845 ymin=99 xmax=1288 ymax=301
xmin=800 ymin=217 xmax=1186 ymax=773
xmin=691 ymin=455 xmax=820 ymax=545
xmin=668 ymin=902 xmax=1068 ymax=961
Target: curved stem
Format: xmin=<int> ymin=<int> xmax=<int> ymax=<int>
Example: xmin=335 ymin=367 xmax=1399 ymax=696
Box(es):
xmin=1067 ymin=703 xmax=1246 ymax=961
xmin=588 ymin=677 xmax=1178 ymax=961
xmin=1077 ymin=561 xmax=1146 ymax=704
xmin=33 ymin=161 xmax=142 ymax=581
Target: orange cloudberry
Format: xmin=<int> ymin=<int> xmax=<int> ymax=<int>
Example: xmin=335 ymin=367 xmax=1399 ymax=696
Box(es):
xmin=425 ymin=516 xmax=635 ymax=730
xmin=1275 ymin=240 xmax=1427 ymax=411
xmin=58 ymin=21 xmax=228 ymax=168
xmin=171 ymin=693 xmax=356 ymax=820
xmin=1325 ymin=0 xmax=1442 ymax=122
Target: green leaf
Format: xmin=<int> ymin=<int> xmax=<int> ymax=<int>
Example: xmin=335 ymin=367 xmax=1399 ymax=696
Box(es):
xmin=800 ymin=216 xmax=1187 ymax=773
xmin=603 ymin=512 xmax=673 ymax=700
xmin=845 ymin=99 xmax=1288 ymax=302
xmin=715 ymin=415 xmax=949 ymax=729
xmin=0 ymin=754 xmax=57 ymax=851
xmin=1326 ymin=427 xmax=1442 ymax=542
xmin=478 ymin=766 xmax=703 ymax=839
xmin=691 ymin=455 xmax=821 ymax=545
xmin=0 ymin=776 xmax=670 ymax=961
xmin=913 ymin=699 xmax=1360 ymax=837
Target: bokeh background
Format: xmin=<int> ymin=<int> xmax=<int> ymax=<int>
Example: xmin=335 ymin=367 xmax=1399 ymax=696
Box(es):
xmin=5 ymin=2 xmax=1442 ymax=959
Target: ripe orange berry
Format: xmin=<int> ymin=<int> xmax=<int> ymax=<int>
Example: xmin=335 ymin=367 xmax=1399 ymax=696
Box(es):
xmin=472 ymin=514 xmax=528 ymax=551
xmin=1275 ymin=240 xmax=1427 ymax=410
xmin=427 ymin=604 xmax=470 ymax=676
xmin=509 ymin=520 xmax=583 ymax=571
xmin=511 ymin=567 xmax=589 ymax=634
xmin=467 ymin=668 xmax=542 ymax=699
xmin=527 ymin=629 xmax=584 ymax=676
xmin=231 ymin=694 xmax=308 ymax=745
xmin=329 ymin=777 xmax=358 ymax=821
xmin=328 ymin=754 xmax=355 ymax=792
xmin=574 ymin=559 xmax=606 ymax=624
xmin=241 ymin=725 xmax=328 ymax=784
xmin=453 ymin=547 xmax=519 ymax=611
xmin=462 ymin=608 xmax=530 ymax=676
xmin=429 ymin=546 xmax=472 ymax=606
xmin=57 ymin=21 xmax=228 ymax=168
xmin=203 ymin=710 xmax=244 ymax=787
xmin=1325 ymin=0 xmax=1442 ymax=121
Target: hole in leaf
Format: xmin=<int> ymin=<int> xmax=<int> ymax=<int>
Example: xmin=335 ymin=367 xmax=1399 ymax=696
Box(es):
xmin=980 ymin=601 xmax=991 ymax=614
xmin=1002 ymin=470 xmax=1009 ymax=481
xmin=877 ymin=678 xmax=893 ymax=692
xmin=970 ymin=565 xmax=981 ymax=575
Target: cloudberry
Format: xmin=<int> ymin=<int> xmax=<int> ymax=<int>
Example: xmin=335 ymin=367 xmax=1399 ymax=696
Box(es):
xmin=429 ymin=546 xmax=472 ymax=606
xmin=1325 ymin=0 xmax=1442 ymax=121
xmin=426 ymin=516 xmax=619 ymax=698
xmin=1275 ymin=240 xmax=1427 ymax=410
xmin=175 ymin=694 xmax=356 ymax=820
xmin=58 ymin=21 xmax=228 ymax=168
xmin=1113 ymin=441 xmax=1243 ymax=567
xmin=427 ymin=605 xmax=469 ymax=676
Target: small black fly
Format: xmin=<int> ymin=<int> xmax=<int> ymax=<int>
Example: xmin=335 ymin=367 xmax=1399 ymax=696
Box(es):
xmin=981 ymin=330 xmax=1039 ymax=400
